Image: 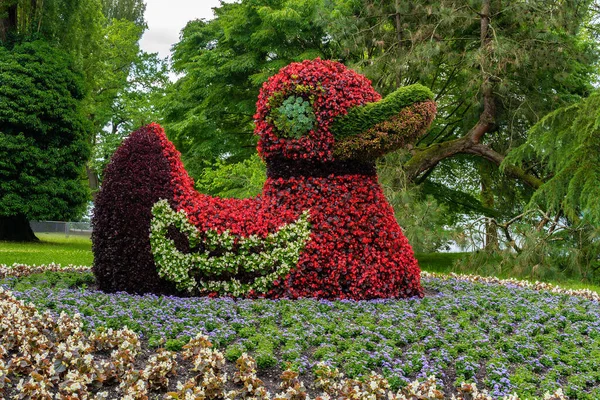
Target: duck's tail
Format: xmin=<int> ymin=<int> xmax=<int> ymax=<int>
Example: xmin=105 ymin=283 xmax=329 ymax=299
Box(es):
xmin=92 ymin=123 xmax=188 ymax=294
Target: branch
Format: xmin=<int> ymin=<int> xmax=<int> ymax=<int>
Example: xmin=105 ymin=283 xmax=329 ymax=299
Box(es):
xmin=401 ymin=1 xmax=544 ymax=190
xmin=403 ymin=138 xmax=543 ymax=189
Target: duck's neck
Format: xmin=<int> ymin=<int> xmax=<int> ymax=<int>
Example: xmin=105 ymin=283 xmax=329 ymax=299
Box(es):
xmin=266 ymin=157 xmax=376 ymax=179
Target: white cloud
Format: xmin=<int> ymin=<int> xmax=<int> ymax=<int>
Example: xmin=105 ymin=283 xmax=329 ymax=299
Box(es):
xmin=139 ymin=0 xmax=222 ymax=60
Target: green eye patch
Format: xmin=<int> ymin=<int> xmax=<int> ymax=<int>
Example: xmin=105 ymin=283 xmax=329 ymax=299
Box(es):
xmin=270 ymin=95 xmax=316 ymax=139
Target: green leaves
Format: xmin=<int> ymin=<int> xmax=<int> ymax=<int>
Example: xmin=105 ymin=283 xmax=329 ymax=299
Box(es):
xmin=196 ymin=154 xmax=266 ymax=199
xmin=505 ymin=90 xmax=600 ymax=226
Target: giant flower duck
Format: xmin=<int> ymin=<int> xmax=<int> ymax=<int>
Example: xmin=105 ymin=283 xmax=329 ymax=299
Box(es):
xmin=92 ymin=59 xmax=437 ymax=300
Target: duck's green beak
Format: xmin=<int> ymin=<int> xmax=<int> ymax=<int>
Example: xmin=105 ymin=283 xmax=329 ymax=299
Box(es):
xmin=330 ymin=84 xmax=436 ymax=160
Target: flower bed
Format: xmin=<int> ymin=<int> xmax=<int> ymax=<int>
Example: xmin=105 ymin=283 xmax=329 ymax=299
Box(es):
xmin=1 ymin=264 xmax=599 ymax=398
xmin=0 ymin=282 xmax=572 ymax=400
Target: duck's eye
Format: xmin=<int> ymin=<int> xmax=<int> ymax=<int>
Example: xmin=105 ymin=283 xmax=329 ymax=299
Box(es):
xmin=271 ymin=95 xmax=316 ymax=139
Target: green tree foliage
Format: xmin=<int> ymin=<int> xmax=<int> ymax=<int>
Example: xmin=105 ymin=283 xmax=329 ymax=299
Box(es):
xmin=83 ymin=3 xmax=168 ymax=191
xmin=327 ymin=0 xmax=597 ymax=186
xmin=85 ymin=19 xmax=144 ymax=134
xmin=0 ymin=41 xmax=90 ymax=240
xmin=90 ymin=51 xmax=169 ymax=179
xmin=453 ymin=90 xmax=600 ymax=283
xmin=0 ymin=0 xmax=162 ymax=242
xmin=456 ymin=89 xmax=600 ymax=282
xmin=195 ymin=154 xmax=266 ymax=199
xmin=0 ymin=0 xmax=104 ymax=54
xmin=505 ymin=91 xmax=600 ymax=226
xmin=101 ymin=0 xmax=146 ymax=28
xmin=1 ymin=0 xmax=165 ymax=193
xmin=377 ymin=152 xmax=455 ymax=253
xmin=162 ymin=0 xmax=340 ymax=179
xmin=165 ymin=0 xmax=597 ymax=210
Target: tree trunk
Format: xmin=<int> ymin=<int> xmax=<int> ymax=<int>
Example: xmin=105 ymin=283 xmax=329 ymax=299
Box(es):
xmin=87 ymin=114 xmax=100 ymax=201
xmin=87 ymin=164 xmax=100 ymax=202
xmin=403 ymin=138 xmax=543 ymax=189
xmin=0 ymin=3 xmax=18 ymax=41
xmin=480 ymin=161 xmax=499 ymax=250
xmin=0 ymin=214 xmax=39 ymax=242
xmin=394 ymin=0 xmax=403 ymax=87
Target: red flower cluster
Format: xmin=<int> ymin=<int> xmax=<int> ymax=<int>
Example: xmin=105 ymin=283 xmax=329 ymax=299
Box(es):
xmin=93 ymin=59 xmax=427 ymax=299
xmin=259 ymin=174 xmax=424 ymax=299
xmin=255 ymin=59 xmax=380 ymax=162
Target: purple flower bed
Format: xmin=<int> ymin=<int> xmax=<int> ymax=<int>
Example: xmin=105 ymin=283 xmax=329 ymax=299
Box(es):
xmin=2 ymin=274 xmax=600 ymax=398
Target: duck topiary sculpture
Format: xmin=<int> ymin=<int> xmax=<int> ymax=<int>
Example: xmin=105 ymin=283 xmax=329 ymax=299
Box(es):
xmin=92 ymin=59 xmax=436 ymax=300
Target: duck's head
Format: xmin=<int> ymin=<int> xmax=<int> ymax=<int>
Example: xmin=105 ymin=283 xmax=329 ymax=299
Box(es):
xmin=255 ymin=58 xmax=437 ymax=168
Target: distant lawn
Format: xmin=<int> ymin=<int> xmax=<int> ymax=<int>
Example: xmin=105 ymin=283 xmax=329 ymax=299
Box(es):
xmin=0 ymin=233 xmax=93 ymax=266
xmin=0 ymin=236 xmax=598 ymax=295
xmin=415 ymin=252 xmax=600 ymax=295
xmin=415 ymin=252 xmax=466 ymax=273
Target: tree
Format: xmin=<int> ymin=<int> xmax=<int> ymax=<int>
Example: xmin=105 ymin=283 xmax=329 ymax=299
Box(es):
xmin=0 ymin=0 xmax=105 ymax=49
xmin=322 ymin=0 xmax=599 ymax=259
xmin=329 ymin=0 xmax=597 ymax=179
xmin=448 ymin=90 xmax=600 ymax=281
xmin=101 ymin=0 xmax=146 ymax=28
xmin=162 ymin=0 xmax=341 ymax=179
xmin=0 ymin=41 xmax=90 ymax=241
xmin=165 ymin=0 xmax=597 ymax=202
xmin=0 ymin=0 xmax=160 ymax=197
xmin=506 ymin=90 xmax=600 ymax=226
xmin=82 ymin=0 xmax=170 ymax=195
xmin=89 ymin=51 xmax=169 ymax=181
xmin=83 ymin=18 xmax=163 ymax=194
xmin=0 ymin=1 xmax=17 ymax=42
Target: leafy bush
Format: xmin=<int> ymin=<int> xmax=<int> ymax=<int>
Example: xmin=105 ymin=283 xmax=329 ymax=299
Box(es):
xmin=0 ymin=41 xmax=91 ymax=235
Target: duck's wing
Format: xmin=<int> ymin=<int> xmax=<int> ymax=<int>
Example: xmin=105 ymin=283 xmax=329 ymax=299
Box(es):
xmin=149 ymin=199 xmax=311 ymax=296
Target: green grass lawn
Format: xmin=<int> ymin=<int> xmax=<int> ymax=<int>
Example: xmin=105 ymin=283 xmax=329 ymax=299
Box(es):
xmin=0 ymin=233 xmax=93 ymax=266
xmin=416 ymin=252 xmax=600 ymax=295
xmin=1 ymin=235 xmax=598 ymax=294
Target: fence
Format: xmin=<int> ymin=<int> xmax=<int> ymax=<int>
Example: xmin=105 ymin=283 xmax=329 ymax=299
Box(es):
xmin=30 ymin=221 xmax=92 ymax=237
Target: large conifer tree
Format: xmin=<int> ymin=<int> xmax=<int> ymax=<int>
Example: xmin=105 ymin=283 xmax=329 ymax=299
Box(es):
xmin=0 ymin=41 xmax=90 ymax=241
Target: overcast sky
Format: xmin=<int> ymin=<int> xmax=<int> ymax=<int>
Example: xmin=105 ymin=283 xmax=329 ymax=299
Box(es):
xmin=139 ymin=0 xmax=221 ymax=60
